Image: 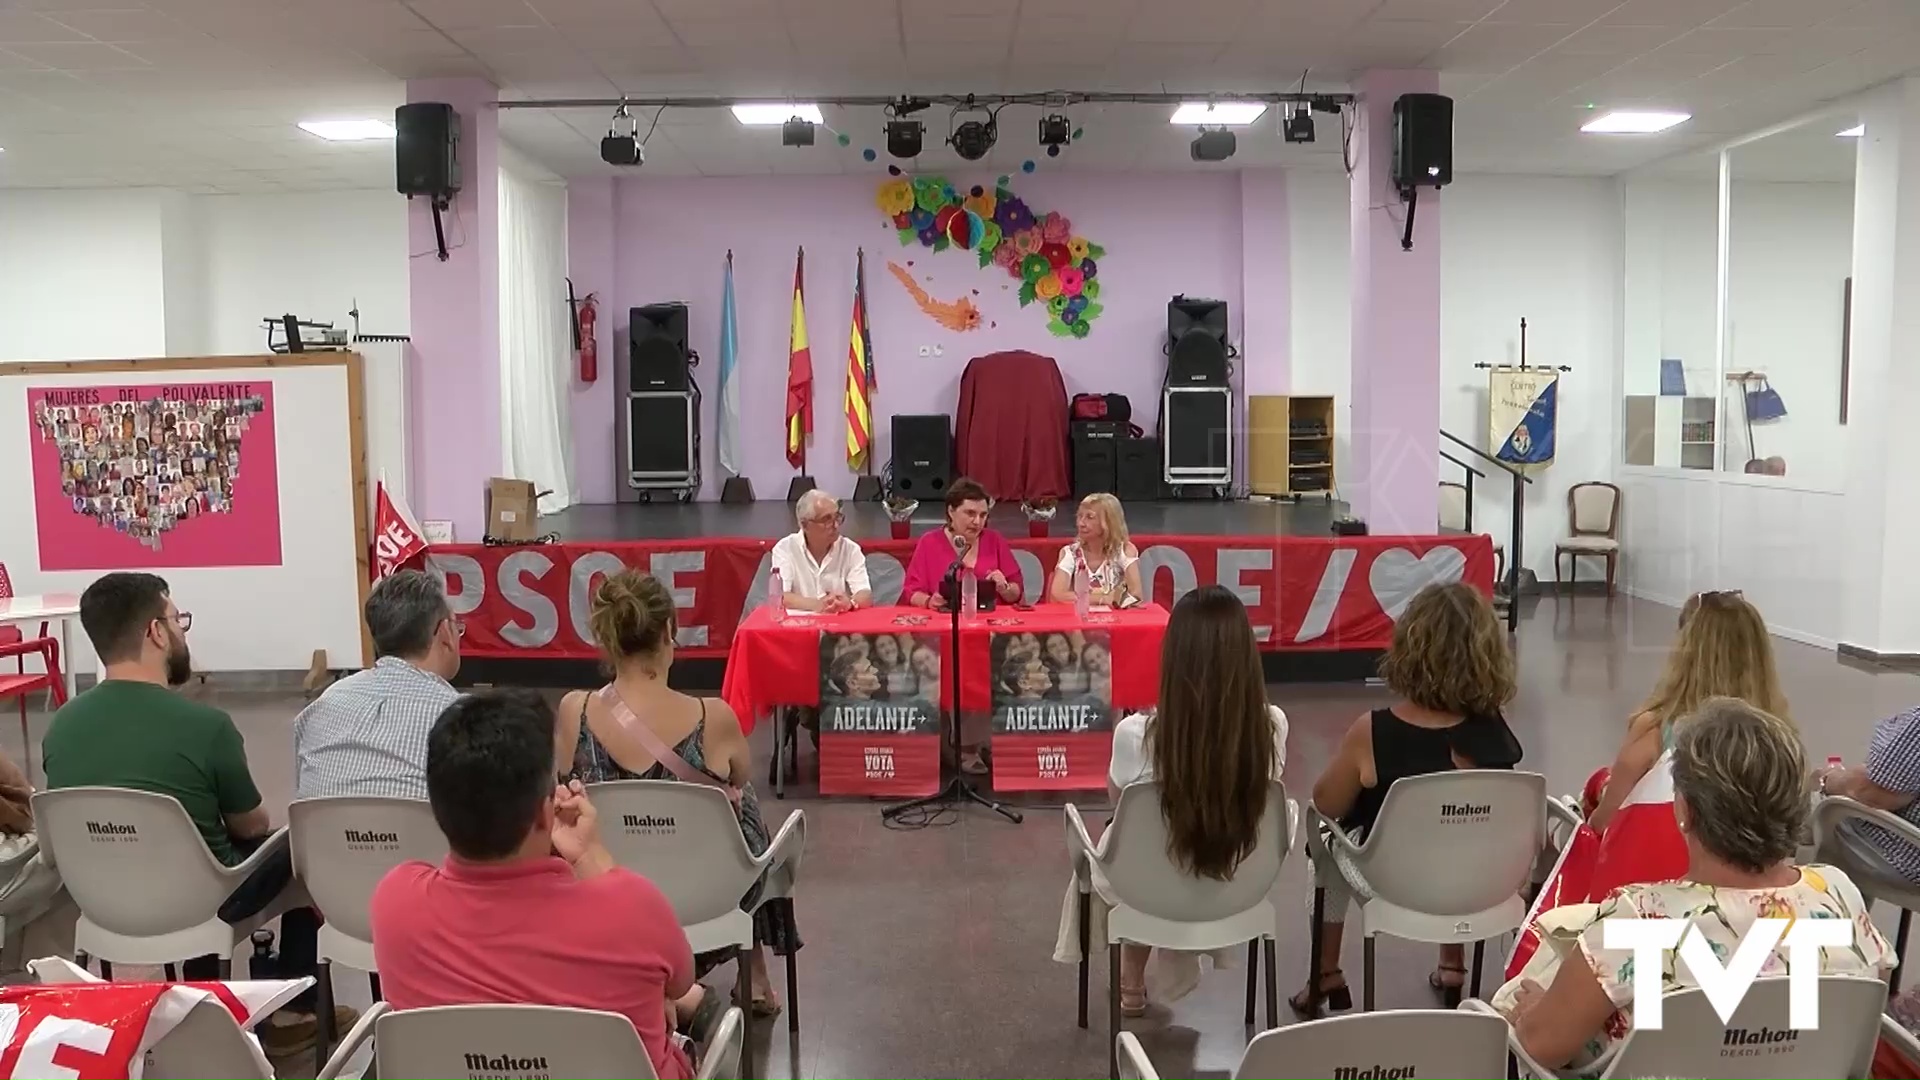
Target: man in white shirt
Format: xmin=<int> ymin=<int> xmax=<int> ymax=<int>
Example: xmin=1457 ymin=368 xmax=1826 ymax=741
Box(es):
xmin=771 ymin=490 xmax=873 ymax=612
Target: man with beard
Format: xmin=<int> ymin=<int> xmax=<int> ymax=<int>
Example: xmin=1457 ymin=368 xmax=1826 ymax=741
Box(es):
xmin=42 ymin=573 xmax=348 ymax=1055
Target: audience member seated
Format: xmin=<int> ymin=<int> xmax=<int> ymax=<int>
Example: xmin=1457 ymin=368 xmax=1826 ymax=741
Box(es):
xmin=292 ymin=569 xmax=462 ymax=800
xmin=901 ymin=477 xmax=1021 ymax=773
xmin=1586 ymin=590 xmax=1787 ymax=834
xmin=1494 ymin=697 xmax=1892 ymax=1074
xmin=0 ymin=745 xmax=74 ymax=973
xmin=1048 ymin=493 xmax=1142 ymax=608
xmin=1095 ymin=585 xmax=1286 ymax=1014
xmin=557 ymin=570 xmax=800 ymax=1017
xmin=771 ymin=489 xmax=872 ymax=613
xmin=371 ymin=690 xmax=714 ymax=1080
xmin=42 ymin=572 xmax=347 ymax=1055
xmin=1295 ymin=582 xmax=1523 ymax=1015
xmin=1818 ymin=705 xmax=1920 ymax=883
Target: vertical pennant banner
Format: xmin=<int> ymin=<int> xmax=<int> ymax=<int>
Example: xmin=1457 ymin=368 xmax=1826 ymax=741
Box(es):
xmin=988 ymin=629 xmax=1116 ymax=791
xmin=1489 ymin=368 xmax=1558 ymax=467
xmin=815 ymin=631 xmax=942 ymax=796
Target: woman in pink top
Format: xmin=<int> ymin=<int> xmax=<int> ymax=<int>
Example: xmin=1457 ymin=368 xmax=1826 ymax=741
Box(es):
xmin=899 ymin=476 xmax=1022 ymax=772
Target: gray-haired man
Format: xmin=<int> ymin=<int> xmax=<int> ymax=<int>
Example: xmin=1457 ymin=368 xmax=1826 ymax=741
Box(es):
xmin=293 ymin=569 xmax=463 ymax=800
xmin=771 ymin=489 xmax=872 ymax=613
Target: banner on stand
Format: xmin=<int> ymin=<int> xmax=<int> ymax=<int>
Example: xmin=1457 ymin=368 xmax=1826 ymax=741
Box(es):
xmin=815 ymin=631 xmax=942 ymax=796
xmin=1490 ymin=367 xmax=1559 ymax=467
xmin=988 ymin=628 xmax=1115 ymax=791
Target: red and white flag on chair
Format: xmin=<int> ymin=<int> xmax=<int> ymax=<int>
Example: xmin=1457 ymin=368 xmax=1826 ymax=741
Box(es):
xmin=371 ymin=477 xmax=428 ymax=583
xmin=1506 ymin=754 xmax=1689 ymax=979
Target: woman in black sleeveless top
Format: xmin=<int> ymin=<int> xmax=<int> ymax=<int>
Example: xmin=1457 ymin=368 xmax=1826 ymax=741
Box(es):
xmin=1291 ymin=582 xmax=1523 ymax=1016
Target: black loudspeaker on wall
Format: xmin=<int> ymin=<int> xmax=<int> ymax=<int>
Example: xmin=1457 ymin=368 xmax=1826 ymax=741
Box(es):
xmin=630 ymin=304 xmax=691 ymax=392
xmin=1166 ymin=296 xmax=1232 ymax=387
xmin=1392 ymin=93 xmax=1454 ymax=191
xmin=395 ymin=103 xmax=461 ymax=198
xmin=891 ymin=414 xmax=952 ymax=499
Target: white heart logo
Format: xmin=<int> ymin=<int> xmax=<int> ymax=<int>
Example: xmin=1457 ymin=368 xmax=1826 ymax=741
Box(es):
xmin=1368 ymin=546 xmax=1469 ymax=620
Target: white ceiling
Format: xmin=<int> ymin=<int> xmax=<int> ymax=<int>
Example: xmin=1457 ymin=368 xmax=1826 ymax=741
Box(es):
xmin=0 ymin=0 xmax=1914 ymax=191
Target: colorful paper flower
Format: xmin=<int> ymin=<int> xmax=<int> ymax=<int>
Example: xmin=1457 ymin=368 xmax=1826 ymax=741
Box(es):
xmin=1035 ymin=272 xmax=1063 ymax=300
xmin=964 ymin=190 xmax=997 ymax=221
xmin=979 ymin=221 xmax=1003 ymax=254
xmin=1079 ymin=256 xmax=1098 ymax=279
xmin=1060 ymin=306 xmax=1079 ymax=325
xmin=1041 ymin=212 xmax=1071 ymax=244
xmin=914 ymin=177 xmax=948 ymax=213
xmin=1048 ymin=295 xmax=1069 ymax=316
xmin=1014 ymin=228 xmax=1043 ymax=256
xmin=1057 ymin=267 xmax=1084 ymax=296
xmin=1020 ymin=254 xmax=1051 ymax=282
xmin=1041 ymin=241 xmax=1071 ymax=269
xmin=1066 ymin=294 xmax=1088 ymax=314
xmin=891 ymin=211 xmax=913 ymax=229
xmin=1068 ymin=236 xmax=1091 ymax=261
xmin=996 ymin=197 xmax=1035 ymax=233
xmin=993 ymin=241 xmax=1020 ymax=268
xmin=878 ymin=178 xmax=915 ymax=216
xmin=909 ymin=207 xmax=935 ymax=230
xmin=1083 ymin=278 xmax=1101 ymax=299
xmin=917 ymin=224 xmax=940 ymax=246
xmin=1071 ymin=319 xmax=1090 ymax=338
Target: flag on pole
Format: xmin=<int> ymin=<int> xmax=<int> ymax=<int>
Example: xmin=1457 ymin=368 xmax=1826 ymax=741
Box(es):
xmin=844 ymin=249 xmax=874 ymax=471
xmin=371 ymin=475 xmax=427 ymax=582
xmin=785 ymin=247 xmax=813 ymax=470
xmin=717 ymin=250 xmax=742 ymax=478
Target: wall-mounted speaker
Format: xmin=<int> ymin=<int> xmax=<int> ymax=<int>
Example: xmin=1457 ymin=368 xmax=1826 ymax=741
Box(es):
xmin=629 ymin=303 xmax=691 ymax=392
xmin=1167 ymin=296 xmax=1231 ymax=387
xmin=1392 ymin=93 xmax=1454 ymax=191
xmin=395 ymin=103 xmax=461 ymax=198
xmin=891 ymin=414 xmax=952 ymax=499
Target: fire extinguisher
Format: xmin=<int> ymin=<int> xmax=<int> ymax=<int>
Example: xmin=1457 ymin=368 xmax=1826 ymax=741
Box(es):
xmin=577 ymin=292 xmax=599 ymax=384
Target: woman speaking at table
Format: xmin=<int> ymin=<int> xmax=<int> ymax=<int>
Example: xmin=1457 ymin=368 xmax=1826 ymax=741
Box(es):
xmin=901 ymin=477 xmax=1023 ymax=611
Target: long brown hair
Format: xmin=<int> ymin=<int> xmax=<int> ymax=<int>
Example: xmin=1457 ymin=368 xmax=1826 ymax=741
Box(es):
xmin=1642 ymin=590 xmax=1788 ymax=729
xmin=1377 ymin=583 xmax=1515 ymax=717
xmin=1146 ymin=585 xmax=1276 ymax=880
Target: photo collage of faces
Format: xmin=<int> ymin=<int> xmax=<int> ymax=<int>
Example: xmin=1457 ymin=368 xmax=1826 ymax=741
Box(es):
xmin=35 ymin=392 xmax=263 ymax=551
xmin=991 ymin=629 xmax=1114 ymax=705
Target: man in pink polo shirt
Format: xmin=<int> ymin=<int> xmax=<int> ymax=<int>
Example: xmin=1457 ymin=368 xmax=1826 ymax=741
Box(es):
xmin=371 ymin=689 xmax=705 ymax=1079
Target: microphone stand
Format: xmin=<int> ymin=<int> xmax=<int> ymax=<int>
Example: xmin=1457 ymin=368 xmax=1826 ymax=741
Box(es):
xmin=882 ymin=534 xmax=1023 ymax=825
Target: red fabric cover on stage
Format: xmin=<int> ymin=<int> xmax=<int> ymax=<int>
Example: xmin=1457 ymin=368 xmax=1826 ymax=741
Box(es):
xmin=954 ymin=350 xmax=1071 ymax=502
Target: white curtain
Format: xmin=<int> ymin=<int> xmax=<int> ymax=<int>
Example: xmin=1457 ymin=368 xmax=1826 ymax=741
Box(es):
xmin=498 ymin=146 xmax=575 ymax=512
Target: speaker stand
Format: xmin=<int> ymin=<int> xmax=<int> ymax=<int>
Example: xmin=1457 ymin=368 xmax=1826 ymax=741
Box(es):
xmin=721 ymin=477 xmax=755 ymax=505
xmin=852 ymin=475 xmax=884 ymax=502
xmin=785 ymin=476 xmax=816 ymax=503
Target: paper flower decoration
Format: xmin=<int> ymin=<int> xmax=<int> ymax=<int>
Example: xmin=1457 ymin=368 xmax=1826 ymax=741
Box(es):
xmin=1083 ymin=278 xmax=1101 ymax=300
xmin=996 ymin=197 xmax=1036 ymax=234
xmin=914 ymin=177 xmax=949 ymax=213
xmin=878 ymin=179 xmax=915 ymax=216
xmin=1057 ymin=266 xmax=1084 ymax=296
xmin=935 ymin=205 xmax=960 ymax=235
xmin=1079 ymin=256 xmax=1098 ymax=279
xmin=1041 ymin=212 xmax=1071 ymax=244
xmin=1011 ymin=228 xmax=1040 ymax=256
xmin=964 ymin=190 xmax=997 ymax=220
xmin=979 ymin=220 xmax=1002 ymax=254
xmin=1060 ymin=306 xmax=1079 ymax=325
xmin=1048 ymin=295 xmax=1069 ymax=316
xmin=946 ymin=208 xmax=985 ymax=248
xmin=1071 ymin=319 xmax=1090 ymax=338
xmin=1035 ymin=272 xmax=1063 ymax=300
xmin=1041 ymin=242 xmax=1071 ymax=269
xmin=992 ymin=242 xmax=1020 ymax=269
xmin=892 ymin=211 xmax=912 ymax=229
xmin=1020 ymin=253 xmax=1051 ymax=282
xmin=917 ymin=224 xmax=940 ymax=246
xmin=909 ymin=208 xmax=934 ymax=230
xmin=1068 ymin=236 xmax=1091 ymax=260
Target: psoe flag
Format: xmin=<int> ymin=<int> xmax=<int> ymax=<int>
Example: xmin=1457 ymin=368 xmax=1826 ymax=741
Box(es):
xmin=1490 ymin=368 xmax=1558 ymax=467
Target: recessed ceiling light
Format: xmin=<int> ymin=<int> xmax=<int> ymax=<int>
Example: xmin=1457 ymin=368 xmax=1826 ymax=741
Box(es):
xmin=1170 ymin=102 xmax=1267 ymax=126
xmin=1837 ymin=124 xmax=1865 ymax=137
xmin=1580 ymin=110 xmax=1690 ymax=134
xmin=298 ymin=119 xmax=396 ymax=141
xmin=732 ymin=103 xmax=823 ymax=126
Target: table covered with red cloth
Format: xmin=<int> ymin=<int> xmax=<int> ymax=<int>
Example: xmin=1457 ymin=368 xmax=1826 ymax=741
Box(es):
xmin=720 ymin=603 xmax=1167 ymax=730
xmin=955 ymin=349 xmax=1071 ymax=502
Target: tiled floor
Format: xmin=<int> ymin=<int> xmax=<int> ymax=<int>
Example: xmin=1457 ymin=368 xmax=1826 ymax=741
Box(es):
xmin=13 ymin=593 xmax=1920 ymax=1078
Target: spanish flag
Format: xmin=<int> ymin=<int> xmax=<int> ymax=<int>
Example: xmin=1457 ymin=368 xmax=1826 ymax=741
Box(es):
xmin=785 ymin=247 xmax=813 ymax=470
xmin=844 ymin=249 xmax=874 ymax=470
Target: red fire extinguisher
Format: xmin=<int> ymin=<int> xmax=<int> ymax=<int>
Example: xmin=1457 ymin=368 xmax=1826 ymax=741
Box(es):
xmin=577 ymin=292 xmax=599 ymax=384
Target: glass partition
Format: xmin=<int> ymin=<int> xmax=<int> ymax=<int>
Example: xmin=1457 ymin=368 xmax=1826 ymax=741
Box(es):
xmin=1622 ymin=150 xmax=1721 ymax=470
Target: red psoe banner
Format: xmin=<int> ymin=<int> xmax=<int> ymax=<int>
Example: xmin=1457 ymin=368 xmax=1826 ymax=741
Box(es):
xmin=431 ymin=533 xmax=1494 ymax=661
xmin=817 ymin=734 xmax=941 ymax=797
xmin=991 ymin=733 xmax=1113 ymax=792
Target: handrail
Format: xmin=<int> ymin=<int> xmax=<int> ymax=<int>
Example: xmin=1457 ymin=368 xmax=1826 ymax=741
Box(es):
xmin=1441 ymin=429 xmax=1533 ymax=484
xmin=1440 ymin=449 xmax=1486 ymax=480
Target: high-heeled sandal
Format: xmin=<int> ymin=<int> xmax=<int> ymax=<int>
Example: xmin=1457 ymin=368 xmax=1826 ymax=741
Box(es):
xmin=1119 ymin=982 xmax=1147 ymax=1017
xmin=1288 ymin=968 xmax=1353 ymax=1018
xmin=1429 ymin=963 xmax=1468 ymax=1007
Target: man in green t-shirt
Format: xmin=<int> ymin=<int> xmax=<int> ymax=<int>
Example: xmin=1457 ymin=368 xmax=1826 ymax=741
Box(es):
xmin=42 ymin=572 xmax=350 ymax=1055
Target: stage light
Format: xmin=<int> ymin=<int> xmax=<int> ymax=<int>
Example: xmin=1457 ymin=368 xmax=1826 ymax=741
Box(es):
xmin=733 ymin=103 xmax=822 ymax=125
xmin=601 ymin=104 xmax=643 ymax=166
xmin=782 ymin=117 xmax=816 ymax=146
xmin=1283 ymin=105 xmax=1315 ymax=144
xmin=1170 ymin=101 xmax=1266 ymax=125
xmin=1581 ymin=110 xmax=1690 ymax=134
xmin=886 ymin=119 xmax=924 ymax=158
xmin=1190 ymin=128 xmax=1236 ymax=162
xmin=1837 ymin=124 xmax=1865 ymax=137
xmin=949 ymin=101 xmax=997 ymax=161
xmin=1038 ymin=112 xmax=1072 ymax=158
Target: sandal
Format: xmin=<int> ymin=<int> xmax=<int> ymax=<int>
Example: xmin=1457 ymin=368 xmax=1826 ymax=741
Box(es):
xmin=1289 ymin=968 xmax=1353 ymax=1018
xmin=960 ymin=752 xmax=990 ymax=776
xmin=733 ymin=984 xmax=783 ymax=1019
xmin=1119 ymin=982 xmax=1147 ymax=1018
xmin=1429 ymin=964 xmax=1468 ymax=1007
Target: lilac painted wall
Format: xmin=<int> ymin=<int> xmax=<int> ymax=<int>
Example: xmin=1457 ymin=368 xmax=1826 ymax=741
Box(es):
xmin=1239 ymin=170 xmax=1291 ymax=396
xmin=568 ymin=170 xmax=1281 ymax=503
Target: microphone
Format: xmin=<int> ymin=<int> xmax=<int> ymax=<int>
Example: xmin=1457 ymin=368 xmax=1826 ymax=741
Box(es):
xmin=945 ymin=531 xmax=970 ymax=583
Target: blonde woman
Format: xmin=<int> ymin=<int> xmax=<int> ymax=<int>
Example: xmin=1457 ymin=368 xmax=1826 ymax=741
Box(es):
xmin=1586 ymin=590 xmax=1787 ymax=834
xmin=1049 ymin=493 xmax=1142 ymax=607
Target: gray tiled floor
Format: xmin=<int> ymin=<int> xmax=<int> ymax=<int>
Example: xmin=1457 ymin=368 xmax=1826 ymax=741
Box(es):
xmin=12 ymin=593 xmax=1919 ymax=1078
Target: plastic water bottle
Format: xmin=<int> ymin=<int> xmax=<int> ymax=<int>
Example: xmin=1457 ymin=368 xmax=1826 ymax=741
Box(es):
xmin=960 ymin=569 xmax=977 ymax=616
xmin=1073 ymin=565 xmax=1092 ymax=620
xmin=767 ymin=568 xmax=785 ymax=624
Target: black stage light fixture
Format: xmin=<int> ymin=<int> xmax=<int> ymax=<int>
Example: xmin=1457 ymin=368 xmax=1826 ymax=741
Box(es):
xmin=1190 ymin=127 xmax=1236 ymax=162
xmin=782 ymin=116 xmax=816 ymax=147
xmin=1038 ymin=112 xmax=1072 ymax=157
xmin=601 ymin=104 xmax=642 ymax=166
xmin=1283 ymin=105 xmax=1316 ymax=144
xmin=949 ymin=100 xmax=997 ymax=161
xmin=886 ymin=118 xmax=924 ymax=158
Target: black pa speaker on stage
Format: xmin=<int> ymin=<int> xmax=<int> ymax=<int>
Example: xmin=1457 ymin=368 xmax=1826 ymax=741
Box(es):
xmin=629 ymin=303 xmax=691 ymax=392
xmin=1166 ymin=296 xmax=1232 ymax=387
xmin=1392 ymin=93 xmax=1454 ymax=191
xmin=891 ymin=414 xmax=951 ymax=499
xmin=395 ymin=103 xmax=461 ymax=198
xmin=1117 ymin=437 xmax=1162 ymax=502
xmin=1072 ymin=422 xmax=1122 ymax=498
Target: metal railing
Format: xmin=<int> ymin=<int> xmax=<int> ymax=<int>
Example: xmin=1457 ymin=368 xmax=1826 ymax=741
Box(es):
xmin=1441 ymin=430 xmax=1531 ymax=633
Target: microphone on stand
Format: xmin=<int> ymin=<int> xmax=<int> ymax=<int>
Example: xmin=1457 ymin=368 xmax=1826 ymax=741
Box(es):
xmin=944 ymin=532 xmax=970 ymax=584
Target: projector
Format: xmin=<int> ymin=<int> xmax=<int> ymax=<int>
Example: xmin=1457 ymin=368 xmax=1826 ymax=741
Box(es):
xmin=601 ymin=134 xmax=643 ymax=167
xmin=1190 ymin=128 xmax=1236 ymax=162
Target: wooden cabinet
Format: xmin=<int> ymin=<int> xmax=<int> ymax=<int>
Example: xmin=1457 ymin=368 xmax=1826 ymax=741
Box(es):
xmin=1249 ymin=394 xmax=1336 ymax=498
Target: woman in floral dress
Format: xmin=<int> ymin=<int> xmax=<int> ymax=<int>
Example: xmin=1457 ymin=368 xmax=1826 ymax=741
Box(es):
xmin=1494 ymin=697 xmax=1893 ymax=1075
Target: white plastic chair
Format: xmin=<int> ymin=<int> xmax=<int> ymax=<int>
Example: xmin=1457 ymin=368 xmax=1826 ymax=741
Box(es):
xmin=1814 ymin=794 xmax=1920 ymax=992
xmin=374 ymin=1001 xmax=745 ymax=1080
xmin=1307 ymin=770 xmax=1546 ymax=1008
xmin=1118 ymin=1008 xmax=1509 ymax=1080
xmin=1117 ymin=1032 xmax=1157 ymax=1080
xmin=288 ymin=795 xmax=449 ymax=1071
xmin=1066 ymin=780 xmax=1297 ymax=1079
xmin=31 ymin=787 xmax=304 ymax=973
xmin=586 ymin=780 xmax=806 ymax=1080
xmin=1466 ymin=974 xmax=1896 ymax=1079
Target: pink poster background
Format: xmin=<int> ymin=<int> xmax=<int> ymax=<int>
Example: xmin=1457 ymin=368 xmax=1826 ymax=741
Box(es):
xmin=29 ymin=382 xmax=282 ymax=570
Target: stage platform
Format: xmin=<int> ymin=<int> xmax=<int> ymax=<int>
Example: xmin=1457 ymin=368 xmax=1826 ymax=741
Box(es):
xmin=438 ymin=494 xmax=1495 ymax=690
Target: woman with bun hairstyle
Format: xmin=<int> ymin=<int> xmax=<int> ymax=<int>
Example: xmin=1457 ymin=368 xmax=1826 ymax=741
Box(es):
xmin=557 ymin=569 xmax=800 ymax=1016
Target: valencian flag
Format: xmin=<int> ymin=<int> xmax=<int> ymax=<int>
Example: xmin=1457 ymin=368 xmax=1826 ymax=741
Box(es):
xmin=785 ymin=247 xmax=813 ymax=470
xmin=844 ymin=249 xmax=876 ymax=471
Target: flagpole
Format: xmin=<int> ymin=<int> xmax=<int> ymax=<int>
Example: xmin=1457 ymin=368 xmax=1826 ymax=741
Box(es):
xmin=719 ymin=248 xmax=754 ymax=504
xmin=785 ymin=244 xmax=816 ymax=503
xmin=852 ymin=246 xmax=883 ymax=502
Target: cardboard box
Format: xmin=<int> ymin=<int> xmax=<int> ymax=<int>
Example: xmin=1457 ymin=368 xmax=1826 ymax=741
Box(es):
xmin=485 ymin=477 xmax=538 ymax=541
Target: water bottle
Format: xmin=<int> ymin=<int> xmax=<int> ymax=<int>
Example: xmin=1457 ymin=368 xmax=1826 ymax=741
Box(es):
xmin=960 ymin=569 xmax=977 ymax=617
xmin=767 ymin=568 xmax=786 ymax=624
xmin=249 ymin=928 xmax=277 ymax=980
xmin=1074 ymin=564 xmax=1092 ymax=620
